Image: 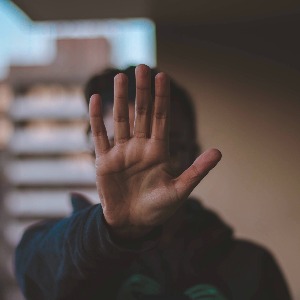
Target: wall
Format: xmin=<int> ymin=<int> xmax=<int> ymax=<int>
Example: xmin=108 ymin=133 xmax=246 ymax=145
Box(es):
xmin=157 ymin=28 xmax=300 ymax=299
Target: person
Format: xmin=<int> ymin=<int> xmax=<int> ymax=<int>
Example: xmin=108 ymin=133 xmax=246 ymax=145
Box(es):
xmin=15 ymin=65 xmax=291 ymax=300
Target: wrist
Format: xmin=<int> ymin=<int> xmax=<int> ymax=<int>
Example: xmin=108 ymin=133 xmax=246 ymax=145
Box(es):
xmin=108 ymin=223 xmax=155 ymax=240
xmin=107 ymin=224 xmax=163 ymax=252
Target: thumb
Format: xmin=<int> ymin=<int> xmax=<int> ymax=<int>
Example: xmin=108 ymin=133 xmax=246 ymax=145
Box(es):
xmin=173 ymin=148 xmax=222 ymax=200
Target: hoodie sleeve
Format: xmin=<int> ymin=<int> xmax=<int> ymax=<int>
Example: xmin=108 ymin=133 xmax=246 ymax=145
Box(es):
xmin=15 ymin=194 xmax=161 ymax=300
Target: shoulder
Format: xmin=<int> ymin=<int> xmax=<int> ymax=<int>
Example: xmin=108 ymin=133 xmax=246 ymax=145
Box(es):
xmin=224 ymin=238 xmax=284 ymax=279
xmin=230 ymin=238 xmax=273 ymax=258
xmin=226 ymin=239 xmax=292 ymax=299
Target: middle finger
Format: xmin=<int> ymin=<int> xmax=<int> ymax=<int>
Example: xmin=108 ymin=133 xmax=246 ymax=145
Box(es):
xmin=134 ymin=64 xmax=152 ymax=138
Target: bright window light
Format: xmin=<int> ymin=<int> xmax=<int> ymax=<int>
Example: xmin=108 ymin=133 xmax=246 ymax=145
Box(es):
xmin=0 ymin=0 xmax=156 ymax=79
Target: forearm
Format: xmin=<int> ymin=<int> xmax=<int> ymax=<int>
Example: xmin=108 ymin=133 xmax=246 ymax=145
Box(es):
xmin=15 ymin=204 xmax=160 ymax=300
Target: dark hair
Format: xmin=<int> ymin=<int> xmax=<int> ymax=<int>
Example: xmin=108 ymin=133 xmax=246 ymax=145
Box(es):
xmin=84 ymin=66 xmax=198 ymax=139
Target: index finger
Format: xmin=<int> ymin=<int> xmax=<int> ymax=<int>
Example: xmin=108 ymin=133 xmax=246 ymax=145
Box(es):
xmin=89 ymin=94 xmax=110 ymax=155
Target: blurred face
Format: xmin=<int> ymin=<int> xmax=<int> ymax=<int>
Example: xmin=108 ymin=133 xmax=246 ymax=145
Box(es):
xmin=89 ymin=100 xmax=198 ymax=175
xmin=169 ymin=99 xmax=199 ymax=173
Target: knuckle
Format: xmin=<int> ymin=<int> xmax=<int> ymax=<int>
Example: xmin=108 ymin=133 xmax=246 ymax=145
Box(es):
xmin=136 ymin=86 xmax=149 ymax=92
xmin=116 ymin=137 xmax=128 ymax=144
xmin=115 ymin=95 xmax=127 ymax=102
xmin=114 ymin=115 xmax=128 ymax=123
xmin=154 ymin=111 xmax=167 ymax=119
xmin=189 ymin=164 xmax=199 ymax=181
xmin=150 ymin=135 xmax=164 ymax=141
xmin=155 ymin=94 xmax=169 ymax=100
xmin=134 ymin=131 xmax=147 ymax=138
xmin=95 ymin=159 xmax=102 ymax=171
xmin=136 ymin=106 xmax=148 ymax=116
xmin=92 ymin=131 xmax=106 ymax=138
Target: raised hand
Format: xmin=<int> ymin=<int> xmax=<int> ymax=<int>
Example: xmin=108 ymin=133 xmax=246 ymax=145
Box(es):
xmin=89 ymin=64 xmax=222 ymax=239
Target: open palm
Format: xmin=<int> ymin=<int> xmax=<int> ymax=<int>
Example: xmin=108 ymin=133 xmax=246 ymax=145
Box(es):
xmin=89 ymin=65 xmax=221 ymax=238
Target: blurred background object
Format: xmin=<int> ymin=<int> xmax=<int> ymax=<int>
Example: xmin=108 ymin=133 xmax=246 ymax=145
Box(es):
xmin=0 ymin=0 xmax=300 ymax=299
xmin=0 ymin=2 xmax=155 ymax=299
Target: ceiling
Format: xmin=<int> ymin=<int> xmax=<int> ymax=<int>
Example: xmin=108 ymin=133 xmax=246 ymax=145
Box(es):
xmin=11 ymin=0 xmax=300 ymax=70
xmin=11 ymin=0 xmax=300 ymax=24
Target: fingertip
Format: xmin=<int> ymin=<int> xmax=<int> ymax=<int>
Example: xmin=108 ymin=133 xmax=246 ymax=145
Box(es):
xmin=201 ymin=148 xmax=222 ymax=165
xmin=136 ymin=64 xmax=150 ymax=73
xmin=208 ymin=148 xmax=222 ymax=159
xmin=89 ymin=94 xmax=99 ymax=108
xmin=156 ymin=71 xmax=169 ymax=84
xmin=155 ymin=72 xmax=169 ymax=83
xmin=89 ymin=94 xmax=101 ymax=116
xmin=155 ymin=72 xmax=170 ymax=96
xmin=90 ymin=93 xmax=99 ymax=102
xmin=136 ymin=64 xmax=150 ymax=69
xmin=114 ymin=72 xmax=128 ymax=83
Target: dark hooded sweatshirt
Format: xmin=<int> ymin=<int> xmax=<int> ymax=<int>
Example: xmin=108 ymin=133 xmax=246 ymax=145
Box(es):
xmin=15 ymin=194 xmax=291 ymax=300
